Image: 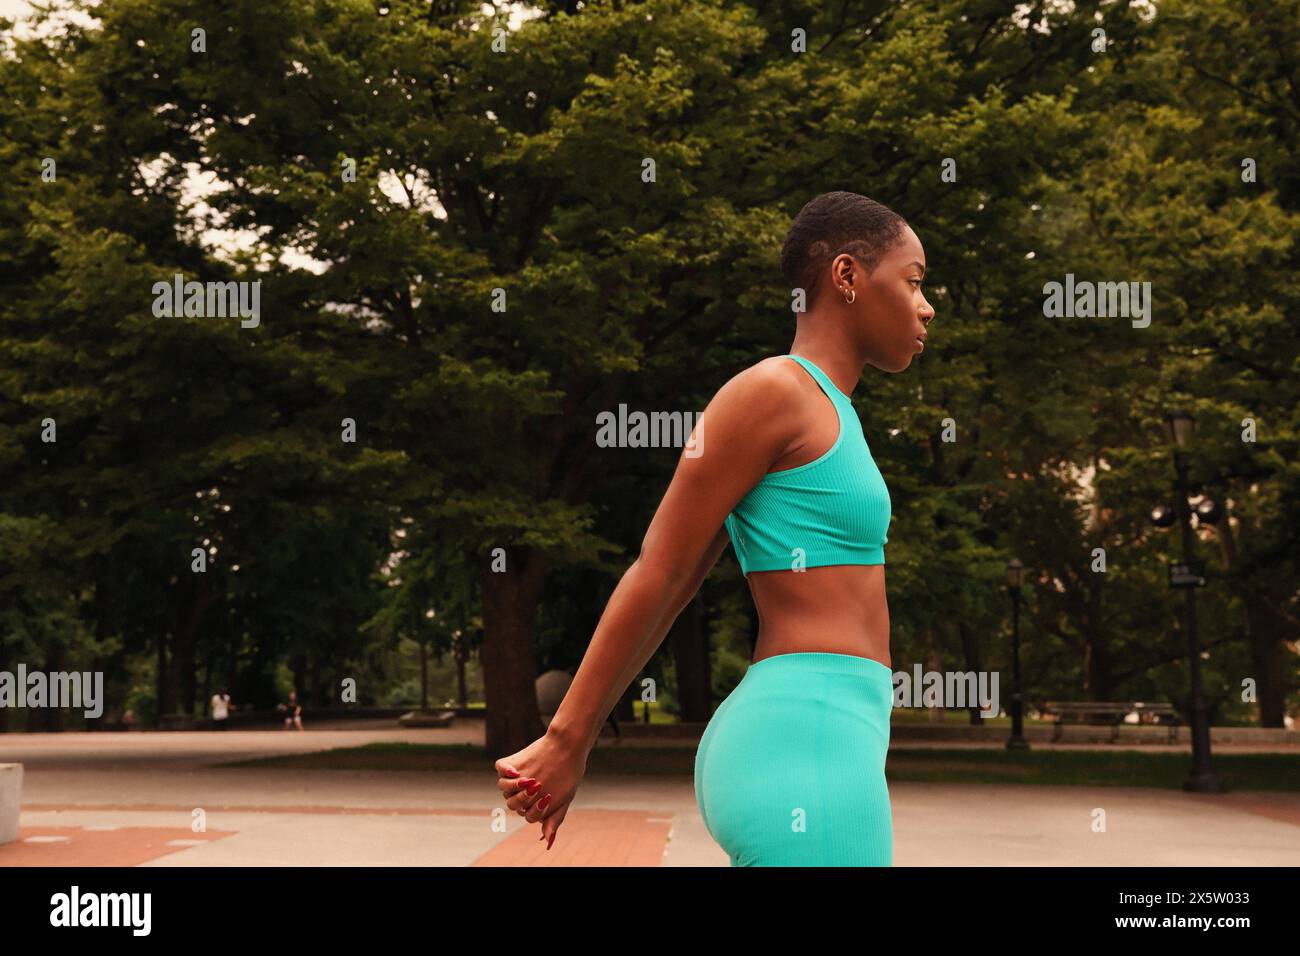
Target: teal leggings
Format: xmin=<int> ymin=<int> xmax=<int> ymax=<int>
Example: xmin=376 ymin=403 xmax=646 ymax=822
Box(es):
xmin=693 ymin=652 xmax=894 ymax=866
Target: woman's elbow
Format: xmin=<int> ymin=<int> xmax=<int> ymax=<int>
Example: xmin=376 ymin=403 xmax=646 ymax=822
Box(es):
xmin=630 ymin=549 xmax=694 ymax=598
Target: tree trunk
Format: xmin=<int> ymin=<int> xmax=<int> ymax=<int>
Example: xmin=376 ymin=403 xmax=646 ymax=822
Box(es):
xmin=170 ymin=573 xmax=213 ymax=716
xmin=420 ymin=639 xmax=429 ymax=711
xmin=1217 ymin=512 xmax=1290 ymax=727
xmin=307 ymin=652 xmax=321 ymax=707
xmin=670 ymin=592 xmax=711 ymax=721
xmin=27 ymin=643 xmax=67 ymax=731
xmin=479 ymin=546 xmax=548 ymax=757
xmin=1077 ymin=568 xmax=1116 ymax=700
xmin=226 ymin=613 xmax=239 ymax=702
xmin=201 ymin=641 xmax=214 ymax=716
xmin=156 ymin=628 xmax=173 ymax=723
xmin=925 ymin=646 xmax=944 ymax=724
xmin=957 ymin=618 xmax=983 ymax=725
xmin=1242 ymin=591 xmax=1288 ymax=727
xmin=455 ymin=631 xmax=468 ymax=708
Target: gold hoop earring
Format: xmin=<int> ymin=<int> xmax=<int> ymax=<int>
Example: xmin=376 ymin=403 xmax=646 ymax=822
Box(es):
xmin=842 ymin=287 xmax=855 ymax=304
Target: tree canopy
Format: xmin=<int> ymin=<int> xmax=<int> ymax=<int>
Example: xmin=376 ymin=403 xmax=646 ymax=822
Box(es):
xmin=1 ymin=0 xmax=1296 ymax=748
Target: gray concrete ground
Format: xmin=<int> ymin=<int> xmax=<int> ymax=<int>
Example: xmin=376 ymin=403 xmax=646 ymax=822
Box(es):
xmin=2 ymin=723 xmax=1297 ymax=866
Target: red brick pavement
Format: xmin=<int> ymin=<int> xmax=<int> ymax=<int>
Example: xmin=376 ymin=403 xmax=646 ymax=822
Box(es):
xmin=0 ymin=826 xmax=234 ymax=866
xmin=1189 ymin=792 xmax=1300 ymax=828
xmin=8 ymin=804 xmax=677 ymax=866
xmin=473 ymin=809 xmax=673 ymax=867
xmin=22 ymin=802 xmax=484 ymax=816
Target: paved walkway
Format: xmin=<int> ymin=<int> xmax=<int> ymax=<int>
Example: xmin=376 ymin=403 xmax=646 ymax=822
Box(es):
xmin=2 ymin=726 xmax=1297 ymax=866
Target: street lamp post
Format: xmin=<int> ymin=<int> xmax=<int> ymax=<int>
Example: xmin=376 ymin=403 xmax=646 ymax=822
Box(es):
xmin=1160 ymin=410 xmax=1223 ymax=793
xmin=1005 ymin=559 xmax=1029 ymax=750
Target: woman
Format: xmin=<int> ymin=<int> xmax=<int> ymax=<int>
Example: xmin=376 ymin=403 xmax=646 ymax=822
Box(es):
xmin=495 ymin=191 xmax=934 ymax=865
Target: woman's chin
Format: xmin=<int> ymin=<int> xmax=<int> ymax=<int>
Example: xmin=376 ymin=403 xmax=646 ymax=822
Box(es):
xmin=870 ymin=353 xmax=915 ymax=374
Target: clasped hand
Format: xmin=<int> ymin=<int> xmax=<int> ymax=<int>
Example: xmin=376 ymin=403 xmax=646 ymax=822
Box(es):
xmin=494 ymin=729 xmax=587 ymax=851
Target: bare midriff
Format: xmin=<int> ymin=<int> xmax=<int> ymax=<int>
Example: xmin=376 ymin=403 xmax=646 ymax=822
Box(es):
xmin=747 ymin=563 xmax=890 ymax=669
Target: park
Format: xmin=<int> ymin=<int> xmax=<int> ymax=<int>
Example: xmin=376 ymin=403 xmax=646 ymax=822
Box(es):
xmin=0 ymin=0 xmax=1295 ymax=892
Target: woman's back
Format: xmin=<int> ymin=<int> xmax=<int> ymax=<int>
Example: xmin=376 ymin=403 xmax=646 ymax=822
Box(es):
xmin=723 ymin=353 xmax=893 ymax=668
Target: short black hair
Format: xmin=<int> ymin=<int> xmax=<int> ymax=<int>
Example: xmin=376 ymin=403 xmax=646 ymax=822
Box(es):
xmin=781 ymin=191 xmax=909 ymax=309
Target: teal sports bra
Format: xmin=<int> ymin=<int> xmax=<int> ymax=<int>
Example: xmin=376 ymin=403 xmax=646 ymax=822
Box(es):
xmin=723 ymin=354 xmax=891 ymax=576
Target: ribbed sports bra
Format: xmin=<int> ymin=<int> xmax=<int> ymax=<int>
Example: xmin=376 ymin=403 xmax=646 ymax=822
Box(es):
xmin=723 ymin=354 xmax=891 ymax=576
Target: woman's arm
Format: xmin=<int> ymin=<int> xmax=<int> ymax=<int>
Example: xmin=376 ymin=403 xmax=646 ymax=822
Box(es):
xmin=542 ymin=361 xmax=804 ymax=756
xmin=546 ymin=524 xmax=731 ymax=753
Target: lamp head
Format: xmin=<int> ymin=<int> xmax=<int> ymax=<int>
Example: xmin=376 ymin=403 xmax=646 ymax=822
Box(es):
xmin=1163 ymin=409 xmax=1194 ymax=447
xmin=1150 ymin=504 xmax=1177 ymax=528
xmin=1194 ymin=497 xmax=1222 ymax=526
xmin=1006 ymin=558 xmax=1025 ymax=588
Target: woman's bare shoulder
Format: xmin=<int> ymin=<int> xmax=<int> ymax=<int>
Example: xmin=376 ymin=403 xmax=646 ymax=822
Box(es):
xmin=708 ymin=355 xmax=805 ymax=409
xmin=691 ymin=355 xmax=805 ymax=465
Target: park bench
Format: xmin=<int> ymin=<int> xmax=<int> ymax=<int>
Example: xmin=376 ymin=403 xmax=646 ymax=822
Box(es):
xmin=1042 ymin=701 xmax=1181 ymax=743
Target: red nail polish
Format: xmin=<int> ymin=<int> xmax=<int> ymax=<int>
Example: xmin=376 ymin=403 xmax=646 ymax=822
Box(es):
xmin=538 ymin=794 xmax=552 ymax=810
xmin=547 ymin=832 xmax=555 ymax=850
xmin=502 ymin=768 xmax=519 ymax=778
xmin=527 ymin=782 xmax=542 ymax=795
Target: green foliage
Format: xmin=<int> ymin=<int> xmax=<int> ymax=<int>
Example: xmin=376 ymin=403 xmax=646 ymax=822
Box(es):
xmin=0 ymin=0 xmax=1295 ymax=728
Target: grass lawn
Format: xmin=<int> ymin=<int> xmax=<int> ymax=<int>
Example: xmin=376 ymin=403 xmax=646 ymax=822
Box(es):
xmin=220 ymin=742 xmax=1300 ymax=791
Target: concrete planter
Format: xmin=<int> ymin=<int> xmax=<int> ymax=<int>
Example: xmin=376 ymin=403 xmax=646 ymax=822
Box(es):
xmin=0 ymin=763 xmax=21 ymax=845
xmin=397 ymin=710 xmax=457 ymax=728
